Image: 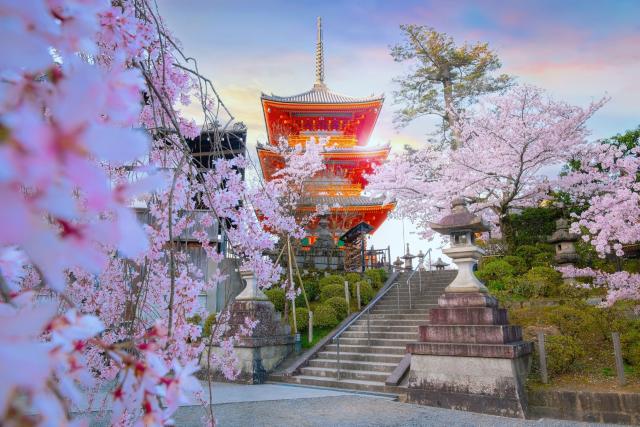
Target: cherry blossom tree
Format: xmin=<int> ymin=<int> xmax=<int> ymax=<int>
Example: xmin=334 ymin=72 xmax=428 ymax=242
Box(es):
xmin=0 ymin=1 xmax=300 ymax=425
xmin=367 ymin=84 xmax=605 ymax=242
xmin=254 ymin=137 xmax=326 ymax=321
xmin=557 ymin=132 xmax=640 ymax=306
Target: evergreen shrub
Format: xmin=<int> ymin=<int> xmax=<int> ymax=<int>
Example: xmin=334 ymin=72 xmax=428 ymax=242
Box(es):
xmin=325 ymin=297 xmax=348 ymax=320
xmin=318 ymin=274 xmax=344 ymax=289
xmin=314 ymin=304 xmax=338 ymax=327
xmin=320 ymin=283 xmax=345 ymax=301
xmin=265 ymin=287 xmax=285 ymax=312
xmin=290 ymin=307 xmax=309 ymax=332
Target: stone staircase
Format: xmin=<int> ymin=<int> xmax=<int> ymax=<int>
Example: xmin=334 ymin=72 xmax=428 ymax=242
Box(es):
xmin=272 ymin=270 xmax=458 ymax=393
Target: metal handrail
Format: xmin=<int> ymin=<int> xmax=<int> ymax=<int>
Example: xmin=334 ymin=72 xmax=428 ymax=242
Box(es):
xmin=404 ymin=248 xmax=433 ymax=309
xmin=332 ymin=271 xmax=400 ymax=380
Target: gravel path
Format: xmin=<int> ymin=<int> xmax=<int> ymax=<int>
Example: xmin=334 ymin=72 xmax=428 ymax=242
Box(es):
xmin=87 ymin=395 xmax=616 ymax=426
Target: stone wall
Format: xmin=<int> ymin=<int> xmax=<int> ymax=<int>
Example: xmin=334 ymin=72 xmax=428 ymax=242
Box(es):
xmin=528 ymin=389 xmax=640 ymax=425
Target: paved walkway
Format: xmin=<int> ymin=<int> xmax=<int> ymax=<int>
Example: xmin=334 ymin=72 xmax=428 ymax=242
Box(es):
xmin=84 ymin=383 xmax=616 ymax=427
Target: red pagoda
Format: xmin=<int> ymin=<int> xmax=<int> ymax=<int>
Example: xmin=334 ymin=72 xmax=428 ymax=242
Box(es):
xmin=257 ymin=17 xmax=394 ymax=249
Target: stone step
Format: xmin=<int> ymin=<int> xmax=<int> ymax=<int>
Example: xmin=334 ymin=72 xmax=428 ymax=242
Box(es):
xmin=316 ymin=351 xmax=404 ymax=364
xmin=375 ymin=302 xmax=438 ymax=308
xmin=382 ymin=291 xmax=443 ymax=296
xmin=366 ymin=314 xmax=429 ymax=320
xmin=309 ymin=359 xmax=397 ymax=372
xmin=276 ymin=375 xmax=389 ymax=394
xmin=341 ymin=331 xmax=418 ymax=340
xmin=325 ymin=344 xmax=406 ymax=355
xmin=335 ymin=337 xmax=414 ymax=347
xmin=300 ymin=366 xmax=389 ymax=382
xmin=349 ymin=325 xmax=418 ymax=332
xmin=372 ymin=309 xmax=433 ymax=315
xmin=353 ymin=319 xmax=426 ymax=326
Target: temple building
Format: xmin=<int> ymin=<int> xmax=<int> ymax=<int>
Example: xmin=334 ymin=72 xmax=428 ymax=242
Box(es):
xmin=257 ymin=17 xmax=394 ymax=264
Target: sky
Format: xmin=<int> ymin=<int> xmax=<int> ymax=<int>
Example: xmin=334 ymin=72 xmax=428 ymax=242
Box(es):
xmin=157 ymin=0 xmax=640 ymax=262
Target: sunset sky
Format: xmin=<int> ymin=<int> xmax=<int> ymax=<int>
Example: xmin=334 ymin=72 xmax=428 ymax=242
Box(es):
xmin=158 ymin=0 xmax=640 ymax=260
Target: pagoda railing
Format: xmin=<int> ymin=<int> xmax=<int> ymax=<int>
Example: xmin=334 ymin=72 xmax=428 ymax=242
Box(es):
xmin=292 ymin=245 xmax=391 ymax=271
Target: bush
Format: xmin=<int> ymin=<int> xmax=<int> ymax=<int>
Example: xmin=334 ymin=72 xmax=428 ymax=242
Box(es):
xmin=531 ymin=252 xmax=554 ymax=267
xmin=514 ymin=245 xmax=542 ymax=266
xmin=541 ymin=335 xmax=585 ymax=376
xmin=202 ymin=313 xmax=217 ymax=338
xmin=302 ymin=278 xmax=320 ymax=301
xmin=320 ymin=283 xmax=345 ymax=301
xmin=350 ymin=281 xmax=375 ymax=305
xmin=318 ymin=274 xmax=345 ymax=289
xmin=547 ymin=304 xmax=606 ymax=343
xmin=502 ymin=255 xmax=528 ymax=275
xmin=325 ymin=297 xmax=348 ymax=320
xmin=314 ymin=304 xmax=338 ymax=327
xmin=345 ymin=272 xmax=361 ymax=285
xmin=510 ymin=266 xmax=562 ymax=298
xmin=477 ymin=259 xmax=515 ymax=284
xmin=365 ymin=269 xmax=387 ymax=289
xmin=290 ymin=307 xmax=309 ymax=332
xmin=264 ymin=287 xmax=286 ymax=312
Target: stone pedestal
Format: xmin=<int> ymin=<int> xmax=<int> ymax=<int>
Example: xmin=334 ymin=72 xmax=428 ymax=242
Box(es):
xmin=223 ymin=299 xmax=294 ymax=384
xmin=406 ymin=292 xmax=532 ymax=418
xmin=206 ymin=271 xmax=294 ymax=384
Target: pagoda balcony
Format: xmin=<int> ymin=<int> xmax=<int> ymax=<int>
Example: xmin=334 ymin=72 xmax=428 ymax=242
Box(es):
xmin=287 ymin=134 xmax=358 ymax=148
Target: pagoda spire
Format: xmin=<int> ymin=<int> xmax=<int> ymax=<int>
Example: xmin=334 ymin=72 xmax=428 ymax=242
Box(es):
xmin=314 ymin=16 xmax=325 ymax=88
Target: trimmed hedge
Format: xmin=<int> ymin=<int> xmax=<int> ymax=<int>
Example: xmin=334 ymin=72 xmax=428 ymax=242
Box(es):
xmin=314 ymin=304 xmax=338 ymax=327
xmin=350 ymin=281 xmax=375 ymax=305
xmin=320 ymin=283 xmax=345 ymax=301
xmin=345 ymin=272 xmax=361 ymax=285
xmin=290 ymin=307 xmax=309 ymax=332
xmin=264 ymin=287 xmax=285 ymax=312
xmin=325 ymin=297 xmax=348 ymax=320
xmin=365 ymin=268 xmax=387 ymax=289
xmin=318 ymin=274 xmax=344 ymax=289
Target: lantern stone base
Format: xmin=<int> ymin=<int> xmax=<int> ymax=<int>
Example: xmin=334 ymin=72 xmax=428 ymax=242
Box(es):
xmin=203 ymin=299 xmax=294 ymax=384
xmin=406 ymin=292 xmax=532 ymax=418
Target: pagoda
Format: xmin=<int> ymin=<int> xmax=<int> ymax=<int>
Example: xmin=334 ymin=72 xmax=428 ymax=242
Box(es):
xmin=257 ymin=17 xmax=394 ymax=250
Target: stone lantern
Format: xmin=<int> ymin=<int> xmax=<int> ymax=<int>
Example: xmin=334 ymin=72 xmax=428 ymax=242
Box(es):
xmin=402 ymin=243 xmax=416 ymax=271
xmin=428 ymin=198 xmax=489 ymax=293
xmin=393 ymin=256 xmax=404 ymax=272
xmin=405 ymin=198 xmax=532 ymax=418
xmin=434 ymin=257 xmax=449 ymax=271
xmin=417 ymin=250 xmax=426 ymax=271
xmin=208 ymin=269 xmax=294 ymax=384
xmin=548 ymin=218 xmax=579 ymax=265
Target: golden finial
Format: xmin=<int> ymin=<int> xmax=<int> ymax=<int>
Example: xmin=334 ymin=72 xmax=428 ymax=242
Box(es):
xmin=315 ymin=16 xmax=325 ymax=88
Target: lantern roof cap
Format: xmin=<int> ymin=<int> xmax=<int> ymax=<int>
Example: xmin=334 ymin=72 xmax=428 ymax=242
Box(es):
xmin=429 ymin=198 xmax=489 ymax=234
xmin=401 ymin=243 xmax=415 ymax=259
xmin=434 ymin=257 xmax=449 ymax=267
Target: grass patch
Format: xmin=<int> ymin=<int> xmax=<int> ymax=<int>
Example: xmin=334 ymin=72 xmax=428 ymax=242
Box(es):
xmin=301 ymin=326 xmax=333 ymax=349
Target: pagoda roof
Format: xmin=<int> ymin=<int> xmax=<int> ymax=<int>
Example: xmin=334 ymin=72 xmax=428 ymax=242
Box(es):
xmin=261 ymin=83 xmax=383 ymax=105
